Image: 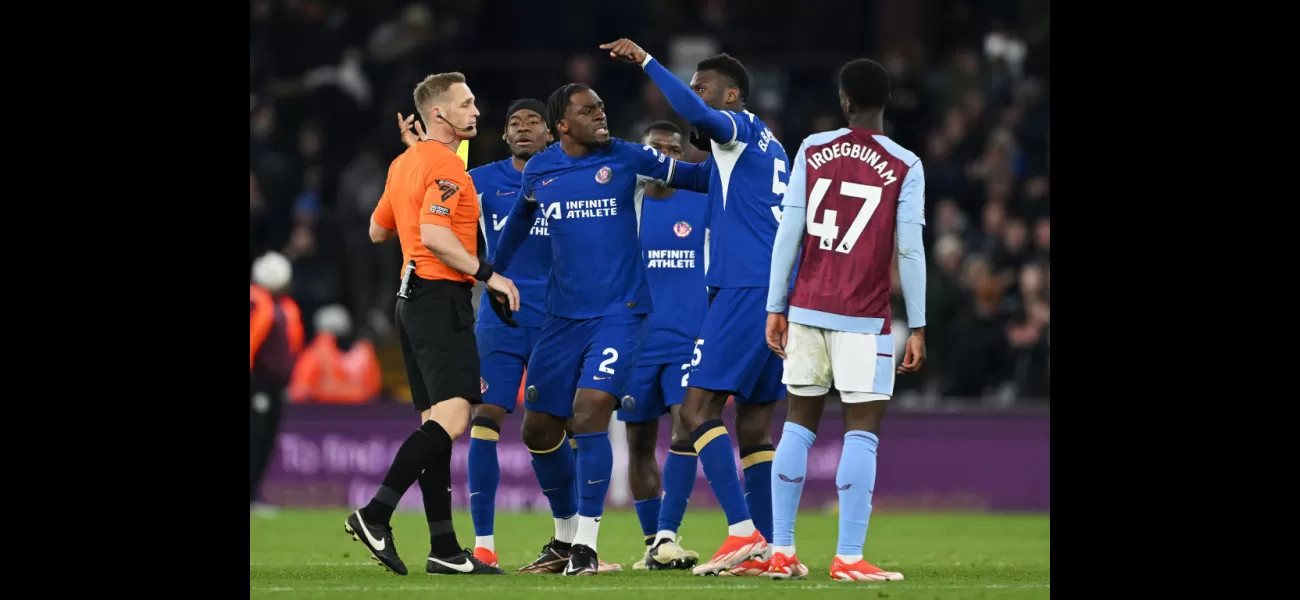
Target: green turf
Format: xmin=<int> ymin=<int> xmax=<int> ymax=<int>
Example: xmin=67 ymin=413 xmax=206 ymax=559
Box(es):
xmin=251 ymin=508 xmax=1049 ymax=599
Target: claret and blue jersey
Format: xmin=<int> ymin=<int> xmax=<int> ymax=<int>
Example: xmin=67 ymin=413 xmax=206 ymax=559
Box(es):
xmin=766 ymin=127 xmax=928 ymax=336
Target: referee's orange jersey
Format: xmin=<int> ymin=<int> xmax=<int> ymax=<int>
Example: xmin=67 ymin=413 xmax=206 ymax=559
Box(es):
xmin=372 ymin=141 xmax=479 ymax=283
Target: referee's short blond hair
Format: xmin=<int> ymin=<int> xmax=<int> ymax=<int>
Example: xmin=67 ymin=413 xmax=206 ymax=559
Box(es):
xmin=414 ymin=72 xmax=467 ymax=126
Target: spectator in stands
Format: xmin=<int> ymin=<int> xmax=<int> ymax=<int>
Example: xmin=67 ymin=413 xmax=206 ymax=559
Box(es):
xmin=251 ymin=254 xmax=295 ymax=510
xmin=288 ymin=304 xmax=382 ymax=404
xmin=941 ymin=259 xmax=1012 ymax=400
xmin=254 ymin=252 xmax=305 ymax=356
xmin=926 ymin=235 xmax=967 ymax=393
xmin=1032 ymin=217 xmax=1049 ymax=262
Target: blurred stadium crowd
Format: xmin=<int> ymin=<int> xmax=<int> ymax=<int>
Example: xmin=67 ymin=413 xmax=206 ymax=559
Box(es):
xmin=249 ymin=0 xmax=1050 ymax=405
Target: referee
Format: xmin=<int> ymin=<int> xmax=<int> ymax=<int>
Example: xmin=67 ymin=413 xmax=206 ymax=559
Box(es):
xmin=344 ymin=72 xmax=518 ymax=577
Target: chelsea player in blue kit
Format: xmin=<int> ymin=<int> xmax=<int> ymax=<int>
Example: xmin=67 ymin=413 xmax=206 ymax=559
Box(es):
xmin=465 ymin=99 xmax=554 ymax=568
xmin=603 ymin=39 xmax=788 ymax=576
xmin=620 ymin=121 xmax=708 ymax=571
xmin=492 ymin=84 xmax=710 ymax=576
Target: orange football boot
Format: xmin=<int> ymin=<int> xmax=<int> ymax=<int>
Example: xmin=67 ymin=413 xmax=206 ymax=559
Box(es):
xmin=828 ymin=557 xmax=904 ymax=581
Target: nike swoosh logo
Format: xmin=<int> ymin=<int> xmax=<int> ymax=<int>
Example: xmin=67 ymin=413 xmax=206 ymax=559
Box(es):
xmin=357 ymin=513 xmax=386 ymax=551
xmin=428 ymin=557 xmax=474 ymax=573
xmin=542 ymin=487 xmax=559 ymax=493
xmin=469 ymin=492 xmax=481 ymax=497
xmin=588 ymin=479 xmax=608 ymax=484
xmin=542 ymin=178 xmax=557 ymax=185
xmin=497 ymin=190 xmax=515 ymax=196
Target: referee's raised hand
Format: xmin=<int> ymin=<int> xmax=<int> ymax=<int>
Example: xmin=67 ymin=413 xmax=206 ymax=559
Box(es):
xmin=485 ymin=272 xmax=520 ymax=313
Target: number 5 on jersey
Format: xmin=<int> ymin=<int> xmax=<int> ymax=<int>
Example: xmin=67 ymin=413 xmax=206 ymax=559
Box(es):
xmin=771 ymin=158 xmax=787 ymax=223
xmin=807 ymin=178 xmax=883 ymax=254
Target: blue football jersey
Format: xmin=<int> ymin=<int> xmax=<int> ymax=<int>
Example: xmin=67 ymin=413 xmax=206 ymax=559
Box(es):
xmin=702 ymin=110 xmax=789 ymax=289
xmin=493 ymin=139 xmax=710 ymax=320
xmin=469 ymin=158 xmax=552 ymax=328
xmin=640 ymin=57 xmax=790 ymax=289
xmin=636 ymin=184 xmax=709 ymax=365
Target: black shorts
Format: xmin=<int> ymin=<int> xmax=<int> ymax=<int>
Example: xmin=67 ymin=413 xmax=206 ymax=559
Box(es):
xmin=395 ymin=276 xmax=483 ymax=411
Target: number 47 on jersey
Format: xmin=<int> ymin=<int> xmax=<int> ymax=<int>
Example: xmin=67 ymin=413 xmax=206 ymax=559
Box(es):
xmin=805 ymin=177 xmax=883 ymax=254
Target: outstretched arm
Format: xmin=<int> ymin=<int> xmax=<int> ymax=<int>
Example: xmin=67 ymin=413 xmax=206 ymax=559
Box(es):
xmin=670 ymin=155 xmax=712 ymax=193
xmin=634 ymin=143 xmax=711 ymax=194
xmin=664 ymin=159 xmax=711 ymax=193
xmin=601 ymin=39 xmax=742 ymax=146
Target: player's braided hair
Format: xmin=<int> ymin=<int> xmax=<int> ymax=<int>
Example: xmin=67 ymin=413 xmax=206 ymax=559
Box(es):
xmin=696 ymin=53 xmax=751 ymax=104
xmin=839 ymin=58 xmax=891 ymax=113
xmin=546 ymin=83 xmax=592 ymax=135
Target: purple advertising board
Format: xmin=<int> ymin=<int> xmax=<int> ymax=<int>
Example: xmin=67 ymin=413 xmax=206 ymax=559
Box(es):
xmin=260 ymin=403 xmax=1049 ymax=513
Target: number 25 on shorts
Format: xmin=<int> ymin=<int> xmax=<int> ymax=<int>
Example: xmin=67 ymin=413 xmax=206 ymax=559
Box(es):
xmin=681 ymin=339 xmax=704 ymax=387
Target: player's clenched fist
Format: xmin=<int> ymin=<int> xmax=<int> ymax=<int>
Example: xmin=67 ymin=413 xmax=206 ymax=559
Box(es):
xmin=765 ymin=312 xmax=789 ymax=359
xmin=599 ymin=38 xmax=648 ymax=64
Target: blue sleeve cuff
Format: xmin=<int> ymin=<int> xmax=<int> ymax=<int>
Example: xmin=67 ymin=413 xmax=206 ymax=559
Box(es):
xmin=896 ymin=221 xmax=927 ymax=328
xmin=767 ymin=207 xmax=806 ymax=312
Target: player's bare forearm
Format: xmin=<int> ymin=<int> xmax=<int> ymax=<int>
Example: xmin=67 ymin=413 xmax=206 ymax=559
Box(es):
xmin=369 ymin=218 xmax=396 ymax=243
xmin=421 ymin=223 xmax=482 ymax=276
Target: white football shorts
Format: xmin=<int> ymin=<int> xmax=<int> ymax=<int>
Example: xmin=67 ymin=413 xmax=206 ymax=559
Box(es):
xmin=782 ymin=322 xmax=895 ymax=403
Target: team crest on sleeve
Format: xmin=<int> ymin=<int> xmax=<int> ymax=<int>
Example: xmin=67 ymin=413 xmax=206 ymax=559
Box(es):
xmin=673 ymin=221 xmax=692 ymax=238
xmin=595 ymin=166 xmax=612 ymax=184
xmin=480 ymin=377 xmax=489 ymax=394
xmin=437 ymin=179 xmax=460 ymax=202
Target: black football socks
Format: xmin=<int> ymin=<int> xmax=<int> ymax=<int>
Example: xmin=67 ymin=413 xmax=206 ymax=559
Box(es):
xmin=419 ymin=446 xmax=461 ymax=558
xmin=361 ymin=420 xmax=453 ymax=526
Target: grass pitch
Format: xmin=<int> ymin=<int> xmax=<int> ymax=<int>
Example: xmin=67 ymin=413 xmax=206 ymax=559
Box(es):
xmin=251 ymin=509 xmax=1048 ymax=599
